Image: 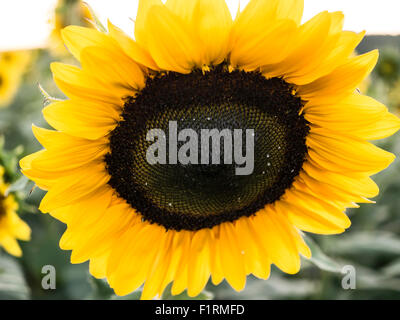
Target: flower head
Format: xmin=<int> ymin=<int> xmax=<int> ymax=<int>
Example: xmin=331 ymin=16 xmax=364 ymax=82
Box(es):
xmin=0 ymin=165 xmax=31 ymax=257
xmin=21 ymin=0 xmax=400 ymax=299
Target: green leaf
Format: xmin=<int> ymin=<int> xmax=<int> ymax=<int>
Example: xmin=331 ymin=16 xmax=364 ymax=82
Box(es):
xmin=0 ymin=142 xmax=23 ymax=183
xmin=349 ymin=263 xmax=400 ymax=291
xmin=328 ymin=231 xmax=400 ymax=257
xmin=382 ymin=258 xmax=400 ymax=277
xmin=87 ymin=277 xmax=115 ymax=300
xmin=82 ymin=2 xmax=107 ymax=33
xmin=304 ymin=235 xmax=342 ymax=273
xmin=0 ymin=254 xmax=30 ymax=299
xmin=6 ymin=175 xmax=30 ymax=195
xmin=38 ymin=83 xmax=63 ymax=106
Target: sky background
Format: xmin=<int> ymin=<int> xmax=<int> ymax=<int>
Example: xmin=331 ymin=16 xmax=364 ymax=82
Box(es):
xmin=0 ymin=0 xmax=400 ymax=51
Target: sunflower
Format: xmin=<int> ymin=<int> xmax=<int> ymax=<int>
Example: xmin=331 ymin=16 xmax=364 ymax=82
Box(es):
xmin=0 ymin=69 xmax=18 ymax=107
xmin=21 ymin=0 xmax=400 ymax=299
xmin=0 ymin=166 xmax=31 ymax=257
xmin=0 ymin=50 xmax=31 ymax=70
xmin=0 ymin=50 xmax=31 ymax=107
xmin=375 ymin=48 xmax=400 ymax=84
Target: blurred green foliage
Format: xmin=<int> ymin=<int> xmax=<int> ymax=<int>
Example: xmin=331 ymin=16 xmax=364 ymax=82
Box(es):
xmin=1 ymin=36 xmax=400 ymax=300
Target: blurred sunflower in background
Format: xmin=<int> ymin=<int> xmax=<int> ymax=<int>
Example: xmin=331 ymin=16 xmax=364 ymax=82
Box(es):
xmin=389 ymin=80 xmax=400 ymax=111
xmin=20 ymin=0 xmax=400 ymax=299
xmin=0 ymin=50 xmax=31 ymax=107
xmin=375 ymin=47 xmax=400 ymax=85
xmin=0 ymin=167 xmax=31 ymax=257
xmin=0 ymin=142 xmax=31 ymax=257
xmin=49 ymin=0 xmax=92 ymax=56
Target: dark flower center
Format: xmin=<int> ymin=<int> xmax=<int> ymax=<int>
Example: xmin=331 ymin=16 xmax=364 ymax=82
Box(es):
xmin=106 ymin=64 xmax=309 ymax=231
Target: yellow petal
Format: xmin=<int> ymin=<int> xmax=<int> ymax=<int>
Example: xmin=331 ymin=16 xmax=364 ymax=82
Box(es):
xmin=108 ymin=20 xmax=159 ymax=70
xmin=219 ymin=222 xmax=246 ymax=291
xmin=281 ymin=12 xmax=346 ymax=83
xmin=189 ymin=0 xmax=232 ymax=65
xmin=89 ymin=254 xmax=109 ymax=279
xmin=144 ymin=5 xmax=202 ymax=72
xmin=165 ymin=0 xmax=197 ymax=21
xmin=281 ymin=187 xmax=351 ymax=233
xmin=253 ymin=209 xmax=301 ymax=274
xmin=109 ymin=224 xmax=163 ymax=296
xmin=159 ymin=231 xmax=187 ymax=294
xmin=233 ymin=0 xmax=302 ymax=39
xmin=50 ymin=62 xmax=123 ymax=105
xmin=272 ymin=208 xmax=311 ymax=258
xmin=235 ymin=217 xmax=271 ymax=279
xmin=32 ymin=125 xmax=108 ymax=151
xmin=80 ymin=45 xmax=145 ymax=91
xmin=187 ymin=229 xmax=211 ymax=297
xmin=141 ymin=231 xmax=174 ymax=299
xmin=262 ymin=11 xmax=334 ymax=78
xmin=39 ymin=165 xmax=110 ymax=213
xmin=302 ymin=160 xmax=379 ymax=198
xmin=276 ymin=0 xmax=304 ymax=26
xmin=135 ymin=0 xmax=164 ymax=48
xmin=289 ymin=31 xmax=365 ymax=85
xmin=231 ymin=19 xmax=297 ymax=70
xmin=307 ymin=127 xmax=395 ymax=173
xmin=0 ymin=237 xmax=22 ymax=257
xmin=299 ymin=170 xmax=373 ymax=204
xmin=345 ymin=111 xmax=400 ymax=140
xmin=61 ymin=26 xmax=116 ymax=61
xmin=299 ymin=50 xmax=379 ymax=100
xmin=208 ymin=227 xmax=224 ymax=285
xmin=43 ymin=99 xmax=120 ymax=140
xmin=304 ymin=93 xmax=386 ymax=123
xmin=170 ymin=231 xmax=192 ymax=295
xmin=10 ymin=213 xmax=31 ymax=241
